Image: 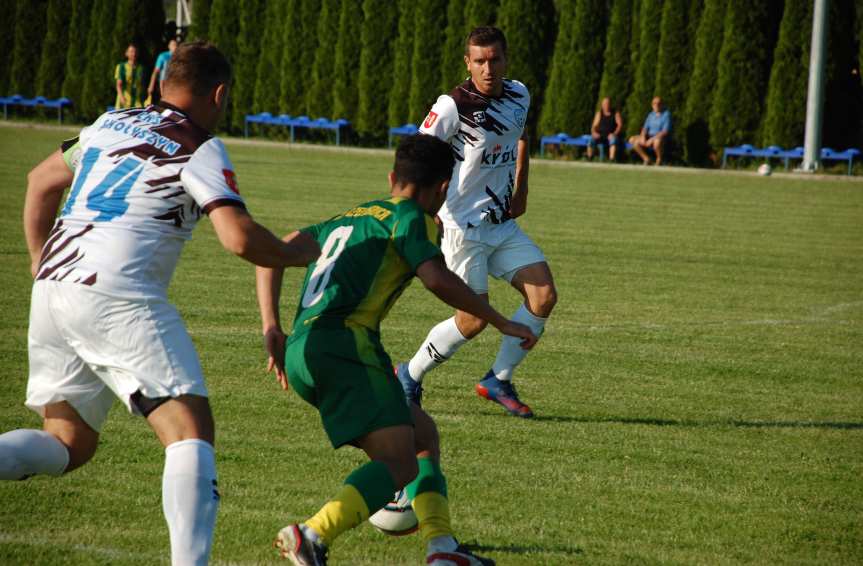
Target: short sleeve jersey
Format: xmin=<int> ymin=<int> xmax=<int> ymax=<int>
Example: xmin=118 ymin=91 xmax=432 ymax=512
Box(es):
xmin=38 ymin=104 xmax=245 ymax=298
xmin=155 ymin=51 xmax=172 ymax=81
xmin=419 ymin=78 xmax=530 ymax=230
xmin=292 ymin=197 xmax=441 ymax=334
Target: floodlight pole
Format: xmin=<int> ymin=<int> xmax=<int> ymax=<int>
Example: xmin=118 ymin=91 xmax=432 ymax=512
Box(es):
xmin=801 ymin=0 xmax=829 ymax=172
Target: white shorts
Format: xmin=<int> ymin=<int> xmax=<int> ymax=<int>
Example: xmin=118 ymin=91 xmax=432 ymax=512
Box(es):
xmin=441 ymin=220 xmax=546 ymax=294
xmin=26 ymin=281 xmax=207 ymax=432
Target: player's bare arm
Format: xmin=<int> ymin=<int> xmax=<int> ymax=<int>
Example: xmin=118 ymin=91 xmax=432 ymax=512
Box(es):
xmin=510 ymin=129 xmax=530 ymax=219
xmin=23 ymin=150 xmax=73 ymax=277
xmin=255 ymin=263 xmax=288 ymax=388
xmin=416 ymin=256 xmax=537 ymax=349
xmin=209 ymin=206 xmax=320 ymax=268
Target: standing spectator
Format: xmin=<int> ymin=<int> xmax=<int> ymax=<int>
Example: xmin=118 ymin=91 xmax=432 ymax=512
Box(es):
xmin=629 ymin=96 xmax=672 ymax=165
xmin=587 ymin=97 xmax=624 ymax=161
xmin=148 ymin=38 xmax=178 ymax=104
xmin=115 ymin=43 xmax=145 ymax=109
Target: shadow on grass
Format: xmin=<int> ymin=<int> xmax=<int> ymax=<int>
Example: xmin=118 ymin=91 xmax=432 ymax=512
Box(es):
xmin=462 ymin=541 xmax=584 ymax=557
xmin=528 ymin=414 xmax=863 ymax=430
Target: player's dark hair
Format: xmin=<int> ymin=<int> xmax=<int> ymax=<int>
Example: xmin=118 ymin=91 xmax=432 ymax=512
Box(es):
xmin=465 ymin=26 xmax=507 ymax=55
xmin=393 ymin=135 xmax=455 ymax=191
xmin=163 ymin=41 xmax=232 ymax=97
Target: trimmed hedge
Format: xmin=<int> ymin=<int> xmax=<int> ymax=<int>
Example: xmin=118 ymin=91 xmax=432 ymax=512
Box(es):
xmin=306 ymin=0 xmax=341 ymax=119
xmin=253 ymin=0 xmax=286 ymax=114
xmin=709 ymin=1 xmax=773 ymax=149
xmin=10 ymin=0 xmax=48 ymax=97
xmin=389 ymin=0 xmax=415 ymax=127
xmin=408 ymin=0 xmax=448 ymax=125
xmin=683 ymin=0 xmax=726 ymax=164
xmin=357 ymin=0 xmax=397 ymax=138
xmin=625 ymin=0 xmax=662 ymax=137
xmin=332 ymin=0 xmax=364 ymax=124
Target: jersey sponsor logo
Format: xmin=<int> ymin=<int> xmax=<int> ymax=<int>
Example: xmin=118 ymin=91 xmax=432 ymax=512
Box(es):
xmin=341 ymin=204 xmax=392 ymax=221
xmin=472 ymin=111 xmax=485 ymax=124
xmin=222 ymin=169 xmax=239 ymax=194
xmin=423 ymin=111 xmax=438 ymax=129
xmin=480 ymin=143 xmax=517 ymax=167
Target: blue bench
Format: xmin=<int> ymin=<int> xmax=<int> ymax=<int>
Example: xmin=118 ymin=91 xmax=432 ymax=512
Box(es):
xmin=540 ymin=132 xmax=632 ymax=160
xmin=723 ymin=144 xmax=859 ymax=175
xmin=388 ymin=124 xmax=419 ymax=148
xmin=244 ymin=112 xmax=349 ymax=145
xmin=2 ymin=94 xmax=72 ymax=123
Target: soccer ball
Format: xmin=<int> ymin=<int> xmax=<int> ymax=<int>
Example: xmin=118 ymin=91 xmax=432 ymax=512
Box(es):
xmin=368 ymin=489 xmax=418 ymax=536
xmin=757 ymin=163 xmax=772 ymax=176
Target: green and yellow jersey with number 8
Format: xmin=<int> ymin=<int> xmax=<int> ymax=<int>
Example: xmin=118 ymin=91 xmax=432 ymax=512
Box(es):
xmin=292 ymin=197 xmax=441 ymax=334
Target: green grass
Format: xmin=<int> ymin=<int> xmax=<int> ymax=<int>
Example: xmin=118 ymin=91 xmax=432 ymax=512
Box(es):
xmin=1 ymin=124 xmax=861 ymax=565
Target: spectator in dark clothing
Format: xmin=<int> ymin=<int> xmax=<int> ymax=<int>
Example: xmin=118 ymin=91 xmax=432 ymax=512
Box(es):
xmin=587 ymin=97 xmax=623 ymax=161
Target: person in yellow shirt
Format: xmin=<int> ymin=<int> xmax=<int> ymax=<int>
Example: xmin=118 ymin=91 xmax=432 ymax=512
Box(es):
xmin=114 ymin=44 xmax=144 ymax=109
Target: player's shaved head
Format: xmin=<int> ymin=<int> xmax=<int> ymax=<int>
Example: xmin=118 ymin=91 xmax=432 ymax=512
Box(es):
xmin=163 ymin=41 xmax=232 ymax=97
xmin=393 ymin=135 xmax=455 ymax=191
xmin=465 ymin=26 xmax=507 ymax=55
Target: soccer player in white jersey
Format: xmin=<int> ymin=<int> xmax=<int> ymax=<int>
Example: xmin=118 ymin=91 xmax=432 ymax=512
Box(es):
xmin=396 ymin=27 xmax=557 ymax=418
xmin=0 ymin=42 xmax=319 ymax=565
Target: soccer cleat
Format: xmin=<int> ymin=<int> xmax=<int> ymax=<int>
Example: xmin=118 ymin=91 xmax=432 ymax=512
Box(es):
xmin=427 ymin=543 xmax=496 ymax=566
xmin=476 ymin=371 xmax=534 ymax=418
xmin=395 ymin=362 xmax=423 ymax=406
xmin=274 ymin=523 xmax=328 ymax=566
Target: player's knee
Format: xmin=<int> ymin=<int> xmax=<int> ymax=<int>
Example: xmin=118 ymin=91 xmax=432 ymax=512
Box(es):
xmin=530 ymin=284 xmax=558 ymax=318
xmin=457 ymin=315 xmax=487 ymax=339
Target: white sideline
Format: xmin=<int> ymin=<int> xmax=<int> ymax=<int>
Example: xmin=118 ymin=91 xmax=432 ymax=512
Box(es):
xmin=1 ymin=120 xmax=857 ymax=182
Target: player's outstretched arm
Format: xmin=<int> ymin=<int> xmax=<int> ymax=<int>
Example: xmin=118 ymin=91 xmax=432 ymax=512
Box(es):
xmin=416 ymin=256 xmax=537 ymax=349
xmin=209 ymin=206 xmax=321 ymax=268
xmin=23 ymin=149 xmax=74 ymax=277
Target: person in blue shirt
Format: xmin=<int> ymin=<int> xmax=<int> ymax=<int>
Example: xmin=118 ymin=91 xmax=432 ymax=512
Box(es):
xmin=629 ymin=96 xmax=671 ymax=165
xmin=147 ymin=39 xmax=178 ymax=103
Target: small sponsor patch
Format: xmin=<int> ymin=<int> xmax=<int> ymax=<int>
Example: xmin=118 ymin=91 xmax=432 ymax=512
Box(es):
xmin=223 ymin=169 xmax=239 ymax=194
xmin=514 ymin=108 xmax=525 ymax=128
xmin=472 ymin=110 xmax=485 ymax=124
xmin=423 ymin=111 xmax=438 ymax=129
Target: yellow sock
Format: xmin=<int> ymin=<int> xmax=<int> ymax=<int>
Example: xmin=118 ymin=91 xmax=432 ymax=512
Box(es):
xmin=412 ymin=491 xmax=453 ymax=543
xmin=304 ymin=484 xmax=369 ymax=547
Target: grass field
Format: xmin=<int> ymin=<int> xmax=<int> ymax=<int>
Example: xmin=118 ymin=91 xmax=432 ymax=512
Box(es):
xmin=0 ymin=124 xmax=861 ymax=565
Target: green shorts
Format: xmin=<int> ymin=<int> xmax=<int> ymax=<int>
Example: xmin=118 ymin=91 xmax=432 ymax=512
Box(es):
xmin=284 ymin=324 xmax=413 ymax=448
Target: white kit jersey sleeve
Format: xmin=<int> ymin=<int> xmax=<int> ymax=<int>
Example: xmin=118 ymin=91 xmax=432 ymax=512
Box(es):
xmin=180 ymin=138 xmax=245 ymax=213
xmin=419 ymin=95 xmax=460 ymax=142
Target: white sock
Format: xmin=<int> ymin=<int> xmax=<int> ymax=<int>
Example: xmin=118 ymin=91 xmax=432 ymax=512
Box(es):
xmin=162 ymin=439 xmax=220 ymax=566
xmin=428 ymin=534 xmax=458 ymax=554
xmin=408 ymin=317 xmax=468 ymax=382
xmin=491 ymin=304 xmax=547 ymax=381
xmin=0 ymin=429 xmax=69 ymax=480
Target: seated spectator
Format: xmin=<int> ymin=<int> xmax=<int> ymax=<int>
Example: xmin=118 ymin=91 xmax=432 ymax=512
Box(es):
xmin=115 ymin=43 xmax=145 ymax=109
xmin=587 ymin=97 xmax=623 ymax=161
xmin=629 ymin=96 xmax=671 ymax=165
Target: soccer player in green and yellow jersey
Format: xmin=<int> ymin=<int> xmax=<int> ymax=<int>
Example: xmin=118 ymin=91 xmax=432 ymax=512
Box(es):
xmin=256 ymin=135 xmax=537 ymax=566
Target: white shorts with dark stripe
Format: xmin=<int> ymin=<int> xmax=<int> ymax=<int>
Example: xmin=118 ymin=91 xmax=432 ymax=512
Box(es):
xmin=26 ymin=280 xmax=207 ymax=432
